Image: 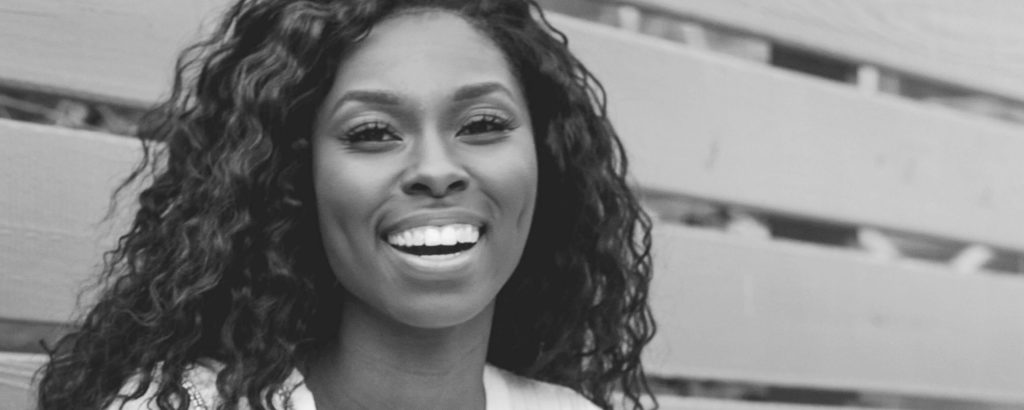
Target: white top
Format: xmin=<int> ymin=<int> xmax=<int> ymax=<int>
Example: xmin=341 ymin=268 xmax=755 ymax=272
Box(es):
xmin=112 ymin=362 xmax=600 ymax=410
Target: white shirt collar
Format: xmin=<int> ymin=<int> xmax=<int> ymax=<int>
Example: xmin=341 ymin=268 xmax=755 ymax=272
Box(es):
xmin=282 ymin=364 xmax=506 ymax=410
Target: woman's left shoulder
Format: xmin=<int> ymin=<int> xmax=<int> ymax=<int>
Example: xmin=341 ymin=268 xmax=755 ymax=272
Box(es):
xmin=485 ymin=365 xmax=602 ymax=410
xmin=106 ymin=359 xmax=309 ymax=410
xmin=107 ymin=360 xmax=223 ymax=410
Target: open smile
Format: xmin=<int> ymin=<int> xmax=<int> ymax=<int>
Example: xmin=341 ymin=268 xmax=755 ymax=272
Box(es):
xmin=382 ymin=223 xmax=489 ymax=276
xmin=385 ymin=223 xmax=482 ymax=257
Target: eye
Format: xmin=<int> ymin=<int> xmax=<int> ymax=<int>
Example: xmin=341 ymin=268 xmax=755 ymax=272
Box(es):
xmin=457 ymin=113 xmax=515 ymax=137
xmin=343 ymin=121 xmax=401 ymax=145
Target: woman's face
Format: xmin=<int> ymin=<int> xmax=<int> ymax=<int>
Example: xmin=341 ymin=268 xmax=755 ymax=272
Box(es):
xmin=312 ymin=11 xmax=538 ymax=329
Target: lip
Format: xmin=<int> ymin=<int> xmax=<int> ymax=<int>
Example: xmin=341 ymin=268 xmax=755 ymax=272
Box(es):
xmin=384 ymin=236 xmax=484 ymax=276
xmin=380 ymin=208 xmax=489 ymax=238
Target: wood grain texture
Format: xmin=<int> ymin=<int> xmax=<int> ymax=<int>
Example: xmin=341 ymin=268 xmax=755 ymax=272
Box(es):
xmin=0 ymin=381 xmax=35 ymax=410
xmin=0 ymin=119 xmax=142 ymax=324
xmin=645 ymin=224 xmax=1024 ymax=404
xmin=0 ymin=0 xmax=228 ymax=106
xmin=0 ymin=352 xmax=46 ymax=410
xmin=653 ymin=397 xmax=892 ymax=410
xmin=602 ymin=0 xmax=1024 ymax=102
xmin=551 ymin=14 xmax=1024 ymax=251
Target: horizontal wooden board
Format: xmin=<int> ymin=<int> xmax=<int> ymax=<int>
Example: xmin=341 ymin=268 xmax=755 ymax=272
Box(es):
xmin=550 ymin=14 xmax=1024 ymax=251
xmin=0 ymin=318 xmax=65 ymax=353
xmin=653 ymin=397 xmax=891 ymax=410
xmin=0 ymin=119 xmax=141 ymax=324
xmin=600 ymin=0 xmax=1024 ymax=102
xmin=0 ymin=0 xmax=227 ymax=106
xmin=0 ymin=352 xmax=45 ymax=410
xmin=0 ymin=380 xmax=35 ymax=410
xmin=645 ymin=223 xmax=1024 ymax=404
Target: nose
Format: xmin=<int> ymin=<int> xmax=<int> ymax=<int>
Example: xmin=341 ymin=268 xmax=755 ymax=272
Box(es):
xmin=400 ymin=134 xmax=469 ymax=198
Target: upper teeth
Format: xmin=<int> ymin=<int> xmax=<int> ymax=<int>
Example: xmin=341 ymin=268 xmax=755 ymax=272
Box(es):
xmin=387 ymin=224 xmax=480 ymax=247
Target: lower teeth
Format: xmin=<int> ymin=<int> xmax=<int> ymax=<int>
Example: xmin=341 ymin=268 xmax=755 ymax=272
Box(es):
xmin=417 ymin=252 xmax=462 ymax=259
xmin=392 ymin=243 xmax=475 ymax=256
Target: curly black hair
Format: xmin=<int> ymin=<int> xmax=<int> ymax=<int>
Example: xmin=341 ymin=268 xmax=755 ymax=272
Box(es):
xmin=37 ymin=1 xmax=656 ymax=409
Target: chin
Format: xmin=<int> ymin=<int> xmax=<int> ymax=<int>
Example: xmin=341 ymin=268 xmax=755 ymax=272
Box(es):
xmin=387 ymin=294 xmax=495 ymax=330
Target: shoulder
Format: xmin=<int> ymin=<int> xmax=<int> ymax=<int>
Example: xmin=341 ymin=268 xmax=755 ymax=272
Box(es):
xmin=485 ymin=365 xmax=601 ymax=410
xmin=108 ymin=360 xmax=308 ymax=410
xmin=107 ymin=361 xmax=222 ymax=410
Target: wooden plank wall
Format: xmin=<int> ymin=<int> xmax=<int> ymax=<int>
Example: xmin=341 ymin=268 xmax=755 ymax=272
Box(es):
xmin=553 ymin=10 xmax=1024 ymax=406
xmin=550 ymin=14 xmax=1024 ymax=252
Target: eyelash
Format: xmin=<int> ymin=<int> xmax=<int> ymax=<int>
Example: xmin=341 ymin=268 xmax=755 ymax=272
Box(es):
xmin=344 ymin=121 xmax=399 ymax=143
xmin=457 ymin=113 xmax=516 ymax=136
xmin=341 ymin=113 xmax=516 ymax=145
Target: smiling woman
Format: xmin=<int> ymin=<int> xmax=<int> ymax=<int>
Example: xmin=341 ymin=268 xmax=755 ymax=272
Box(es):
xmin=35 ymin=1 xmax=655 ymax=410
xmin=312 ymin=13 xmax=538 ymax=334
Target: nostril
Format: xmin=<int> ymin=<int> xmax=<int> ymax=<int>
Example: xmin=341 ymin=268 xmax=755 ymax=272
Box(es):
xmin=403 ymin=178 xmax=468 ymax=197
xmin=406 ymin=182 xmax=433 ymax=196
xmin=448 ymin=180 xmax=468 ymax=193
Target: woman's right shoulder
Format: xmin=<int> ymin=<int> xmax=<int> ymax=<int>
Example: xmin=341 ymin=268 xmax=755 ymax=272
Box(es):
xmin=106 ymin=361 xmax=222 ymax=410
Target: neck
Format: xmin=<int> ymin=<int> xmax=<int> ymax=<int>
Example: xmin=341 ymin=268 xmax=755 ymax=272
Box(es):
xmin=305 ymin=298 xmax=493 ymax=410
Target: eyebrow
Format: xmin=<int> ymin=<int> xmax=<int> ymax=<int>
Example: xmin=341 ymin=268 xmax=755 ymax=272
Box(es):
xmin=331 ymin=81 xmax=515 ymax=113
xmin=336 ymin=90 xmax=404 ymax=108
xmin=452 ymin=82 xmax=514 ymax=102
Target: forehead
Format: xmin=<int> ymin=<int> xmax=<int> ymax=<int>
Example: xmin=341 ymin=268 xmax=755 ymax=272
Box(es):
xmin=330 ymin=10 xmax=518 ymax=96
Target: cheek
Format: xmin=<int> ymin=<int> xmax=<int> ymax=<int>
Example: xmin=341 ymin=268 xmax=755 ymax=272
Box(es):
xmin=475 ymin=137 xmax=539 ymax=227
xmin=507 ymin=157 xmax=539 ymax=220
xmin=314 ymin=154 xmax=390 ymax=222
xmin=312 ymin=149 xmax=397 ymax=274
xmin=312 ymin=150 xmax=399 ymax=298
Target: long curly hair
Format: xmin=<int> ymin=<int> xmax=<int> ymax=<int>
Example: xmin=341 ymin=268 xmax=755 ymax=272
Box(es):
xmin=37 ymin=0 xmax=656 ymax=409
